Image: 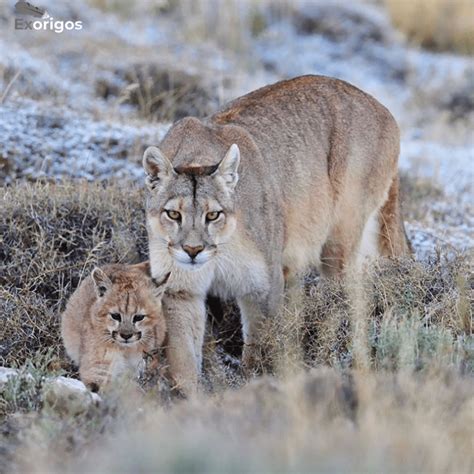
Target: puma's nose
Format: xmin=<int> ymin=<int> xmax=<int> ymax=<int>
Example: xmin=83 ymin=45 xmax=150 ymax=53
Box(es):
xmin=182 ymin=245 xmax=204 ymax=259
xmin=120 ymin=332 xmax=133 ymax=341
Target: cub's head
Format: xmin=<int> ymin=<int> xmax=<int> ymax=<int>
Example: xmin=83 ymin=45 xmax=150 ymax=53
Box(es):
xmin=143 ymin=143 xmax=240 ymax=270
xmin=90 ymin=262 xmax=169 ymax=348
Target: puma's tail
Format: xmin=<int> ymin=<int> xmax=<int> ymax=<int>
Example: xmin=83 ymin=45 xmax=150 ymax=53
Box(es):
xmin=379 ymin=175 xmax=412 ymax=257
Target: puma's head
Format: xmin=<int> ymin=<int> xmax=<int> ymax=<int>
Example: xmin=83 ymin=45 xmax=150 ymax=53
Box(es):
xmin=90 ymin=263 xmax=169 ymax=347
xmin=143 ymin=143 xmax=240 ymax=270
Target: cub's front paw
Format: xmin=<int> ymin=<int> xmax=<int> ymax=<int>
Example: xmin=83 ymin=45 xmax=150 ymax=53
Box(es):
xmin=81 ymin=366 xmax=110 ymax=393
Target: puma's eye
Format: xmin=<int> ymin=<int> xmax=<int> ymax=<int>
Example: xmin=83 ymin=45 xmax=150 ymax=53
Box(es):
xmin=206 ymin=211 xmax=221 ymax=222
xmin=110 ymin=313 xmax=121 ymax=322
xmin=165 ymin=210 xmax=181 ymax=221
xmin=133 ymin=314 xmax=146 ymax=323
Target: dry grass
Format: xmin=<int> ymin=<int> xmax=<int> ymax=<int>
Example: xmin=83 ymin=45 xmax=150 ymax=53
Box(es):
xmin=96 ymin=63 xmax=218 ymax=121
xmin=6 ymin=369 xmax=474 ymax=473
xmin=1 ymin=181 xmax=148 ymax=370
xmin=1 ymin=180 xmax=472 ymax=374
xmin=386 ymin=0 xmax=474 ymax=54
xmin=1 ymin=179 xmax=473 ymax=472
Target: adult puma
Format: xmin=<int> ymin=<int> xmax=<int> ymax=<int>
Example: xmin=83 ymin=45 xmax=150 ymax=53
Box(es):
xmin=143 ymin=75 xmax=410 ymax=394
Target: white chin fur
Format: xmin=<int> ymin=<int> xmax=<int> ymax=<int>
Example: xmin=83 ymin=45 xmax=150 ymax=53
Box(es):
xmin=171 ymin=249 xmax=214 ymax=269
xmin=174 ymin=259 xmax=208 ymax=271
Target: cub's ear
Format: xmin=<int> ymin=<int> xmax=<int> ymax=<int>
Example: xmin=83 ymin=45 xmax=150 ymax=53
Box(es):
xmin=133 ymin=261 xmax=151 ymax=275
xmin=91 ymin=267 xmax=112 ymax=298
xmin=151 ymin=272 xmax=171 ymax=299
xmin=213 ymin=143 xmax=240 ymax=191
xmin=143 ymin=146 xmax=175 ymax=190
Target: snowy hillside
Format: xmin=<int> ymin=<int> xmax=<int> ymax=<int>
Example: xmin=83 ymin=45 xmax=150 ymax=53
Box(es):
xmin=1 ymin=0 xmax=472 ymax=258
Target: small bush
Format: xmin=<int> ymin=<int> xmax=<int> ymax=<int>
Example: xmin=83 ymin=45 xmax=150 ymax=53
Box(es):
xmin=0 ymin=350 xmax=60 ymax=418
xmin=300 ymin=255 xmax=472 ymax=371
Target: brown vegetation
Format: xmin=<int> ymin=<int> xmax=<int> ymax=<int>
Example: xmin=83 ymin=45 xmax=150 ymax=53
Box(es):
xmin=1 ymin=176 xmax=472 ymax=473
xmin=1 ymin=180 xmax=471 ymax=375
xmin=386 ymin=0 xmax=474 ymax=54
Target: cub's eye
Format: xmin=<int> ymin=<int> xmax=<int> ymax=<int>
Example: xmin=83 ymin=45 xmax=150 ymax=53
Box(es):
xmin=110 ymin=313 xmax=121 ymax=322
xmin=206 ymin=211 xmax=221 ymax=222
xmin=133 ymin=314 xmax=146 ymax=323
xmin=165 ymin=210 xmax=181 ymax=221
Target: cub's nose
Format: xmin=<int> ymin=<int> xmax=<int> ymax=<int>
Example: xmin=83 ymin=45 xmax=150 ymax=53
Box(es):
xmin=120 ymin=332 xmax=133 ymax=341
xmin=182 ymin=245 xmax=204 ymax=259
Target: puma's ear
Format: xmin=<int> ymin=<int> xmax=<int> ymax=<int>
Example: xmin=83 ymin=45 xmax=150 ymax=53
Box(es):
xmin=143 ymin=146 xmax=175 ymax=190
xmin=133 ymin=261 xmax=151 ymax=275
xmin=213 ymin=143 xmax=240 ymax=191
xmin=151 ymin=272 xmax=171 ymax=298
xmin=91 ymin=267 xmax=112 ymax=298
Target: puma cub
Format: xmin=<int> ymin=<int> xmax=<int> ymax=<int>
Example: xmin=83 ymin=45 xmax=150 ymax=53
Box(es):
xmin=143 ymin=75 xmax=411 ymax=394
xmin=61 ymin=262 xmax=169 ymax=391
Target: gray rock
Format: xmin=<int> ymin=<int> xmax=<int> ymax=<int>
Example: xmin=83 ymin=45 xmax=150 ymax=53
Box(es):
xmin=42 ymin=376 xmax=102 ymax=416
xmin=0 ymin=367 xmax=21 ymax=388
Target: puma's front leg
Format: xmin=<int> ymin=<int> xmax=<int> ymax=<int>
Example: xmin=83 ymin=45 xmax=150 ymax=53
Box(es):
xmin=238 ymin=295 xmax=269 ymax=374
xmin=163 ymin=293 xmax=206 ymax=397
xmin=239 ymin=269 xmax=285 ymax=375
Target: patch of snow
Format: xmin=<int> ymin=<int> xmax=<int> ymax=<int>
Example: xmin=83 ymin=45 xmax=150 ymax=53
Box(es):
xmin=400 ymin=139 xmax=474 ymax=200
xmin=407 ymin=221 xmax=473 ymax=261
xmin=0 ymin=99 xmax=169 ymax=182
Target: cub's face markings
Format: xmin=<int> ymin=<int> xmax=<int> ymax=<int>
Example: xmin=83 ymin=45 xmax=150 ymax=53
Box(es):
xmin=89 ymin=267 xmax=169 ymax=348
xmin=110 ymin=312 xmax=121 ymax=322
xmin=106 ymin=308 xmax=153 ymax=345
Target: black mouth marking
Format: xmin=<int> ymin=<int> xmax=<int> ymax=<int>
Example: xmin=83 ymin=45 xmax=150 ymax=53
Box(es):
xmin=111 ymin=332 xmax=142 ymax=342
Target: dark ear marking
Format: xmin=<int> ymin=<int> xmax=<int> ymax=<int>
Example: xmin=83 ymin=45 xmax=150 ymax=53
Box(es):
xmin=91 ymin=267 xmax=112 ymax=298
xmin=146 ymin=175 xmax=160 ymax=191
